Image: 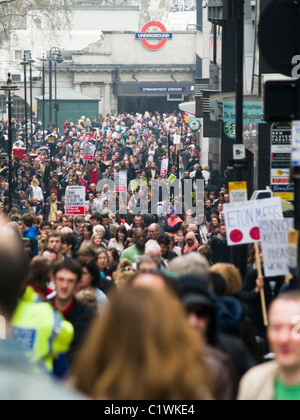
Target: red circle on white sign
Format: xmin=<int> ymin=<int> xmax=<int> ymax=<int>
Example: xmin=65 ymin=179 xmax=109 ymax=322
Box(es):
xmin=139 ymin=21 xmax=169 ymax=51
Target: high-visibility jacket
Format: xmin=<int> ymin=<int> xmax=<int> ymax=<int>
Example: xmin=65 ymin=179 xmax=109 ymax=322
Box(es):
xmin=10 ymin=287 xmax=74 ymax=373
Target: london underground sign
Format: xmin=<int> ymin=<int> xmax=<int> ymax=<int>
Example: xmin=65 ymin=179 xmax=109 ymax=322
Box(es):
xmin=135 ymin=21 xmax=173 ymax=51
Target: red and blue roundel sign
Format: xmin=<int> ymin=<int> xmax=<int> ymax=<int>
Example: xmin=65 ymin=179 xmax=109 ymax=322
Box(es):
xmin=135 ymin=21 xmax=173 ymax=51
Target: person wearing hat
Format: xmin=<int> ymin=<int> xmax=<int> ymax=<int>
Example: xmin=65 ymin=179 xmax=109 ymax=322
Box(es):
xmin=178 ymin=274 xmax=238 ymax=400
xmin=164 ymin=208 xmax=183 ymax=235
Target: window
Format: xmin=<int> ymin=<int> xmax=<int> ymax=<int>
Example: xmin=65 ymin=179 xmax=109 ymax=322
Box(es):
xmin=0 ymin=95 xmax=30 ymax=120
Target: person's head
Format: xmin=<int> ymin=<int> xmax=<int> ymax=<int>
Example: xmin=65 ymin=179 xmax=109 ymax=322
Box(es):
xmin=210 ymin=263 xmax=242 ymax=297
xmin=116 ymin=225 xmax=127 ymax=244
xmin=42 ymin=248 xmax=58 ymax=263
xmin=178 ymin=274 xmax=217 ymax=345
xmin=72 ymin=288 xmax=212 ymax=400
xmin=78 ymin=261 xmax=101 ymax=293
xmin=157 ymin=234 xmax=170 ymax=257
xmin=62 ymin=233 xmax=77 ymax=258
xmin=218 ymin=223 xmax=226 ymax=238
xmin=133 ymin=215 xmax=144 ymax=228
xmin=0 ymin=220 xmax=28 ymax=320
xmin=148 ymin=223 xmax=161 ymax=241
xmin=176 ymin=230 xmax=186 ymax=245
xmin=113 ymin=259 xmax=136 ymax=288
xmin=25 ymin=256 xmax=54 ymax=295
xmin=50 ymin=191 xmax=58 ymax=202
xmin=101 ymin=214 xmax=109 ymax=227
xmin=198 ymin=245 xmax=212 ymax=263
xmin=53 ymin=259 xmax=82 ymax=303
xmin=211 ymin=217 xmax=220 ymax=228
xmin=82 ymin=223 xmax=93 ymax=240
xmin=168 ymin=253 xmax=210 ymax=281
xmin=97 ymin=249 xmax=109 ymax=271
xmin=22 ymin=213 xmax=34 ymax=230
xmin=133 ymin=228 xmax=147 ymax=251
xmin=185 ymin=231 xmax=197 ymax=248
xmin=268 ymin=292 xmax=300 ymax=373
xmin=106 ymin=247 xmax=120 ymax=265
xmin=138 ymin=256 xmax=161 ymax=274
xmin=47 ymin=232 xmax=63 ymax=254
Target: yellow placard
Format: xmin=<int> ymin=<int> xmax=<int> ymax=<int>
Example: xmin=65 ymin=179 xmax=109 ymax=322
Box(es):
xmin=273 ymin=192 xmax=295 ymax=201
xmin=228 ymin=181 xmax=247 ymax=192
xmin=289 ymin=230 xmax=299 ymax=246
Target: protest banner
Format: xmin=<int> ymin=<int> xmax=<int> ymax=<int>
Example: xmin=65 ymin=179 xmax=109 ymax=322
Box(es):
xmin=228 ymin=181 xmax=248 ymax=203
xmin=115 ymin=172 xmax=127 ymax=193
xmin=259 ymin=218 xmax=294 ymax=277
xmin=83 ymin=144 xmax=96 ymax=161
xmin=65 ymin=186 xmax=86 ymax=216
xmin=160 ymin=158 xmax=169 ymax=176
xmin=223 ymin=197 xmax=283 ymax=246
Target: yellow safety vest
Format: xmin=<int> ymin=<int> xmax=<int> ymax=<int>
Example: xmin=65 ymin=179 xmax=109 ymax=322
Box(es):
xmin=11 ymin=287 xmax=74 ymax=372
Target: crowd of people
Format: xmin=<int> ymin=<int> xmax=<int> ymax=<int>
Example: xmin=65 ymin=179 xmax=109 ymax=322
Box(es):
xmin=0 ymin=110 xmax=299 ymax=401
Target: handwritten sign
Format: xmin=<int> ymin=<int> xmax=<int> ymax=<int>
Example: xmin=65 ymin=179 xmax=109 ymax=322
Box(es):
xmin=224 ymin=197 xmax=283 ymax=246
xmin=260 ymin=218 xmax=294 ymax=277
xmin=65 ymin=186 xmax=86 ymax=216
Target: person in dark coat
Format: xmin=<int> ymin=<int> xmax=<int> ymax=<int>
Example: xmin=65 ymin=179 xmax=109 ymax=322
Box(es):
xmin=241 ymin=268 xmax=284 ymax=340
xmin=48 ymin=259 xmax=96 ymax=367
xmin=210 ymin=223 xmax=231 ymax=264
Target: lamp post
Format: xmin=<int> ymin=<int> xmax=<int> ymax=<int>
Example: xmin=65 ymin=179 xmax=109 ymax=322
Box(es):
xmin=28 ymin=55 xmax=35 ymax=147
xmin=20 ymin=53 xmax=29 ymax=152
xmin=40 ymin=52 xmax=47 ymax=143
xmin=1 ymin=73 xmax=19 ymax=211
xmin=48 ymin=47 xmax=64 ymax=130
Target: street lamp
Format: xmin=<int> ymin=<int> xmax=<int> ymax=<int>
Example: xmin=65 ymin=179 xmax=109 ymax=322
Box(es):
xmin=28 ymin=54 xmax=35 ymax=147
xmin=1 ymin=73 xmax=19 ymax=211
xmin=48 ymin=47 xmax=64 ymax=130
xmin=23 ymin=50 xmax=35 ymax=149
xmin=40 ymin=52 xmax=47 ymax=143
xmin=20 ymin=53 xmax=29 ymax=152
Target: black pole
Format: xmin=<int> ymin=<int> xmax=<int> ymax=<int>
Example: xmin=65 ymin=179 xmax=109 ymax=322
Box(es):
xmin=55 ymin=59 xmax=58 ymax=129
xmin=235 ymin=0 xmax=244 ymax=182
xmin=8 ymin=89 xmax=13 ymax=211
xmin=231 ymin=0 xmax=248 ymax=281
xmin=29 ymin=60 xmax=33 ymax=147
xmin=24 ymin=62 xmax=28 ymax=151
xmin=49 ymin=56 xmax=53 ymax=128
xmin=1 ymin=74 xmax=19 ymax=211
xmin=21 ymin=55 xmax=29 ymax=152
xmin=42 ymin=59 xmax=45 ymax=143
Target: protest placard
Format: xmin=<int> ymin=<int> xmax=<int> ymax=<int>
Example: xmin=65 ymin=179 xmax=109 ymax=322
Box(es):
xmin=259 ymin=218 xmax=294 ymax=277
xmin=228 ymin=182 xmax=248 ymax=203
xmin=83 ymin=144 xmax=96 ymax=161
xmin=223 ymin=197 xmax=283 ymax=246
xmin=115 ymin=172 xmax=127 ymax=193
xmin=160 ymin=158 xmax=169 ymax=176
xmin=65 ymin=186 xmax=86 ymax=216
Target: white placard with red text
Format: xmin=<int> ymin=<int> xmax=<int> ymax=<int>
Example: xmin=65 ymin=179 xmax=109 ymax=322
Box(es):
xmin=83 ymin=144 xmax=96 ymax=161
xmin=65 ymin=186 xmax=86 ymax=216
